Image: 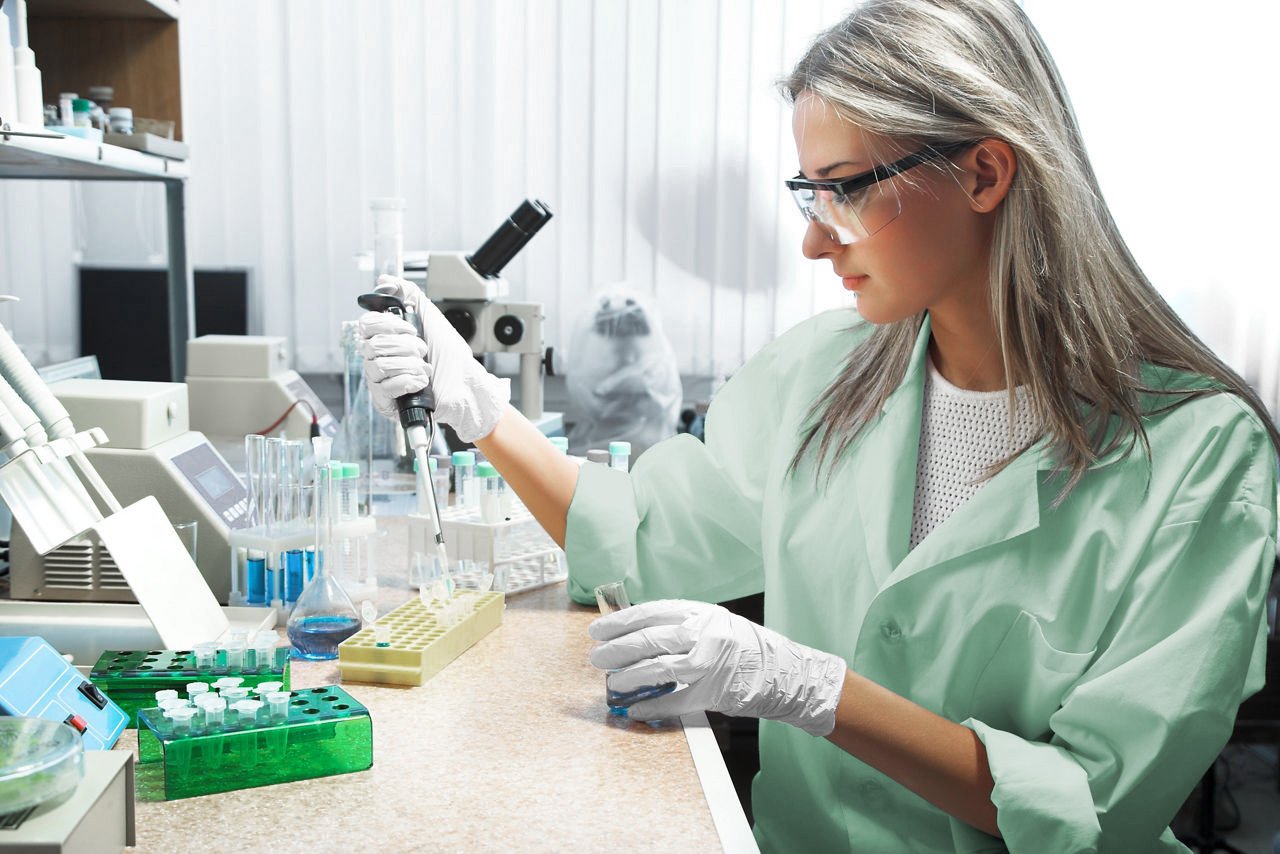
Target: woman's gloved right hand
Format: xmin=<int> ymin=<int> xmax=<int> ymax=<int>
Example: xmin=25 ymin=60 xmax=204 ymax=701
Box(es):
xmin=357 ymin=274 xmax=510 ymax=443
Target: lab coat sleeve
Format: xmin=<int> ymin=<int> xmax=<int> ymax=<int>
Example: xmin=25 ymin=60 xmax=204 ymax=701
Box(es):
xmin=563 ymin=317 xmax=802 ymax=607
xmin=957 ymin=406 xmax=1278 ymax=854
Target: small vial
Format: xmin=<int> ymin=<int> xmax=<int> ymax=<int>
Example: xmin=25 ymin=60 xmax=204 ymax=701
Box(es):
xmin=586 ymin=449 xmax=610 ymax=465
xmin=224 ymin=640 xmax=245 ymax=672
xmin=233 ymin=699 xmax=264 ymax=726
xmin=430 ymin=455 xmax=451 ymax=509
xmin=58 ymin=92 xmax=77 ymax=126
xmin=266 ymin=691 xmax=290 ymax=722
xmin=159 ymin=697 xmax=191 ymax=712
xmin=453 ymin=451 xmax=477 ymax=509
xmin=202 ymin=697 xmax=226 ymax=729
xmin=477 ymin=462 xmax=503 ymax=523
xmin=193 ymin=641 xmax=217 ymax=671
xmin=221 ymin=686 xmax=250 ymax=703
xmin=186 ymin=683 xmax=210 ymax=701
xmin=550 ymin=436 xmax=568 ymax=454
xmin=155 ymin=689 xmax=179 ymax=705
xmin=375 ymin=622 xmax=392 ymax=647
xmin=212 ymin=676 xmax=244 ymax=692
xmin=609 ymin=441 xmax=631 ymax=472
xmin=165 ymin=706 xmax=197 ymax=734
xmin=253 ymin=682 xmax=284 ymax=699
xmin=253 ymin=632 xmax=276 ymax=672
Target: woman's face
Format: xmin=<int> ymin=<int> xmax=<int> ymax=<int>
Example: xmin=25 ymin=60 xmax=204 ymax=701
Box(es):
xmin=791 ymin=94 xmax=995 ymax=326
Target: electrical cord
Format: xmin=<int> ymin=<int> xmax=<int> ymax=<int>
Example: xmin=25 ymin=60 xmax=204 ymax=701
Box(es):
xmin=253 ymin=398 xmax=320 ymax=437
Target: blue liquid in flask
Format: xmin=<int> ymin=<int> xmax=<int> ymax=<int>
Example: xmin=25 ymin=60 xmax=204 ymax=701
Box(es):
xmin=607 ymin=681 xmax=679 ymax=716
xmin=287 ymin=616 xmax=361 ymax=660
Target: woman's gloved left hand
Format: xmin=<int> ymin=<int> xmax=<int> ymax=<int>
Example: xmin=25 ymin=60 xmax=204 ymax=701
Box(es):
xmin=588 ymin=600 xmax=848 ymax=737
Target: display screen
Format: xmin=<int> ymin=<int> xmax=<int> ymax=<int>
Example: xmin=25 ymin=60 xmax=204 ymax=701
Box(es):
xmin=194 ymin=465 xmax=235 ymax=500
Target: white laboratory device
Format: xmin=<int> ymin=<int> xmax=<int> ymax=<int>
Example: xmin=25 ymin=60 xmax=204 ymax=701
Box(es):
xmin=185 ymin=335 xmax=339 ymax=440
xmin=8 ymin=380 xmax=248 ymax=604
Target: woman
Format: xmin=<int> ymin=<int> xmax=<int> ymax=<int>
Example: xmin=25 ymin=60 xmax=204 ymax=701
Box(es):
xmin=358 ymin=0 xmax=1279 ymax=849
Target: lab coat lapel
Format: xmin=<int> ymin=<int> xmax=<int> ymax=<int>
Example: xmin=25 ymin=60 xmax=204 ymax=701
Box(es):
xmin=883 ymin=440 xmax=1045 ymax=591
xmin=846 ymin=317 xmax=932 ymax=588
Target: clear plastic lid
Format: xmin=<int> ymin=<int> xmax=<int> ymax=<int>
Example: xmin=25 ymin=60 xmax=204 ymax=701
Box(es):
xmin=0 ymin=718 xmax=85 ymax=813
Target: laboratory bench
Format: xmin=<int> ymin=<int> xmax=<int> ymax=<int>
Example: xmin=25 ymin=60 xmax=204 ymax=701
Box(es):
xmin=110 ymin=517 xmax=756 ymax=853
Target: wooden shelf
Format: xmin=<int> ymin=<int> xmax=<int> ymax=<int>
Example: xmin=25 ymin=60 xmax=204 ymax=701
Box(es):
xmin=0 ymin=126 xmax=187 ymax=181
xmin=28 ymin=0 xmax=179 ymax=20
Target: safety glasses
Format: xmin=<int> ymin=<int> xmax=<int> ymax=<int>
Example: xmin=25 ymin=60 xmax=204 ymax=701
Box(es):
xmin=785 ymin=141 xmax=977 ymax=244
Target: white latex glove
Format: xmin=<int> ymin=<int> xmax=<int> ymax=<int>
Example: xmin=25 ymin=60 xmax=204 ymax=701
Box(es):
xmin=588 ymin=600 xmax=848 ymax=737
xmin=358 ymin=274 xmax=510 ymax=443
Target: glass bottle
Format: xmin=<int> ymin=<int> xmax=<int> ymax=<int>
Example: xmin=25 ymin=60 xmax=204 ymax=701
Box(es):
xmin=286 ymin=437 xmax=361 ymax=660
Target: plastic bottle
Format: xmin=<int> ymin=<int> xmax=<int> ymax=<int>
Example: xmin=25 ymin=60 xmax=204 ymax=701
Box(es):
xmin=71 ymin=98 xmax=91 ymax=128
xmin=609 ymin=441 xmax=631 ymax=472
xmin=108 ymin=106 xmax=133 ymax=134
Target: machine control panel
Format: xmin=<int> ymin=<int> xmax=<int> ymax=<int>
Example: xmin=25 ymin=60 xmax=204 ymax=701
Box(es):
xmin=171 ymin=443 xmax=250 ymax=530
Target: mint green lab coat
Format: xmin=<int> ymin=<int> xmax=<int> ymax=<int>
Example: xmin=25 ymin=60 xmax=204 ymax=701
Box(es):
xmin=565 ymin=311 xmax=1277 ymax=853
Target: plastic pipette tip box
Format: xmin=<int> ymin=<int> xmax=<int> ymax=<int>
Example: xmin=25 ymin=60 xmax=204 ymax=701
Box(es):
xmin=90 ymin=648 xmax=291 ymax=728
xmin=136 ymin=685 xmax=372 ymax=800
xmin=337 ymin=590 xmax=504 ymax=687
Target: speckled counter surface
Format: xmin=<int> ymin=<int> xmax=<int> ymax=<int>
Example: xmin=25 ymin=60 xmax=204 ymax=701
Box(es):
xmin=113 ymin=518 xmax=727 ymax=853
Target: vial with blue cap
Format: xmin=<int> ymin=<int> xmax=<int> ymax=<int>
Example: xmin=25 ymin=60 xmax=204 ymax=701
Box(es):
xmin=609 ymin=441 xmax=631 ymax=472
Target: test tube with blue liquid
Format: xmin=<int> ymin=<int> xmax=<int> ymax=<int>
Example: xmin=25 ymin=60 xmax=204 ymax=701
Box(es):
xmin=264 ymin=437 xmax=286 ymax=605
xmin=283 ymin=441 xmax=307 ymax=606
xmin=244 ymin=434 xmax=268 ymax=606
xmin=594 ymin=581 xmax=678 ymax=715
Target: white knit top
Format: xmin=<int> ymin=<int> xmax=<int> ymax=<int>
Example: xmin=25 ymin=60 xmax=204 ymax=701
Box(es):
xmin=909 ymin=357 xmax=1039 ymax=550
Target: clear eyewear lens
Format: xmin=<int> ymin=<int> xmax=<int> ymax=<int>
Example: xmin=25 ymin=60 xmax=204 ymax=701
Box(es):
xmin=791 ymin=181 xmax=902 ymax=245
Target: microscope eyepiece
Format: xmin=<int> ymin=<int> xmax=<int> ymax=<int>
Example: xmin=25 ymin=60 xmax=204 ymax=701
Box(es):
xmin=467 ymin=199 xmax=553 ymax=279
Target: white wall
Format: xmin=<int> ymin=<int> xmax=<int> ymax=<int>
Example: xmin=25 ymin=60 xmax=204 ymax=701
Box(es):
xmin=1 ymin=1 xmax=1277 ymax=413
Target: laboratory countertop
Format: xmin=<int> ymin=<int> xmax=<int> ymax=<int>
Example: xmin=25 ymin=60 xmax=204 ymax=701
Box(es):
xmin=113 ymin=518 xmax=739 ymax=853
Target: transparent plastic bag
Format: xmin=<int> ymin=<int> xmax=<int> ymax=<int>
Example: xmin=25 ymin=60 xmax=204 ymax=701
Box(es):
xmin=565 ymin=286 xmax=682 ymax=461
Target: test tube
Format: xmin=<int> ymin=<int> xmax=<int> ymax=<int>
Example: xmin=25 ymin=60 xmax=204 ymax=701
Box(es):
xmin=186 ymin=683 xmax=210 ymax=701
xmin=265 ymin=691 xmax=290 ymax=723
xmin=453 ymin=451 xmax=476 ymax=509
xmin=477 ymin=462 xmax=502 ymax=523
xmin=375 ymin=622 xmax=392 ymax=647
xmin=430 ymin=454 xmax=452 ymax=509
xmin=252 ymin=632 xmax=277 ymax=672
xmin=193 ymin=641 xmax=218 ymax=672
xmin=202 ymin=696 xmax=226 ymax=731
xmin=233 ymin=699 xmax=264 ymax=726
xmin=609 ymin=441 xmax=631 ymax=472
xmin=225 ymin=639 xmax=246 ymax=672
xmin=166 ymin=706 xmax=196 ymax=734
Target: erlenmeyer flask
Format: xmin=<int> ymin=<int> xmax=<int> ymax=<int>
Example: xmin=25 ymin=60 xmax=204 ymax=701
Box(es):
xmin=286 ymin=441 xmax=360 ymax=659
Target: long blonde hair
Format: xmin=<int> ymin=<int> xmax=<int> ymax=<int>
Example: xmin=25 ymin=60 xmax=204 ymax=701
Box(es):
xmin=782 ymin=0 xmax=1280 ymax=497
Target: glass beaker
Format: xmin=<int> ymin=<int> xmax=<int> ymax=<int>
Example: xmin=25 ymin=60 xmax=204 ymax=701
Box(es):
xmin=286 ymin=443 xmax=361 ymax=660
xmin=593 ymin=580 xmax=678 ymax=715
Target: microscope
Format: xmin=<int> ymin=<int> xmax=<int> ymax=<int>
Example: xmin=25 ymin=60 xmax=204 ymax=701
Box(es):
xmin=405 ymin=200 xmax=558 ymax=430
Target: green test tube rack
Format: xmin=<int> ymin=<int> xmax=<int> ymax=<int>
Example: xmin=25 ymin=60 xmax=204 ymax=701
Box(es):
xmin=337 ymin=590 xmax=505 ymax=686
xmin=90 ymin=648 xmax=291 ymax=727
xmin=137 ymin=685 xmax=372 ymax=800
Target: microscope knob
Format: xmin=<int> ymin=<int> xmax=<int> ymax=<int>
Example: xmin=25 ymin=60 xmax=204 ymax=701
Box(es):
xmin=444 ymin=308 xmax=477 ymax=343
xmin=494 ymin=314 xmax=524 ymax=346
xmin=543 ymin=346 xmax=556 ymax=377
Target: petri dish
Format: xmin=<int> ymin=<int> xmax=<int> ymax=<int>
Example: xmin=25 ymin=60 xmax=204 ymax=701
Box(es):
xmin=0 ymin=717 xmax=85 ymax=814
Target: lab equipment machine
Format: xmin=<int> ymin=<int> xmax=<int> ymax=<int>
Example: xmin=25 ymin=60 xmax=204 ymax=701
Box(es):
xmin=184 ymin=335 xmax=339 ymax=441
xmin=136 ymin=684 xmax=372 ymax=800
xmin=0 ymin=308 xmax=240 ymax=659
xmin=403 ymin=199 xmax=560 ymax=428
xmin=8 ymin=379 xmax=248 ymax=604
xmin=0 ymin=747 xmax=134 ymax=853
xmin=0 ymin=637 xmax=128 ymax=750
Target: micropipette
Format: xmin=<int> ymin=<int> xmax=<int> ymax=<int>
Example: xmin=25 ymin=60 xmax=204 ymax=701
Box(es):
xmin=356 ymin=290 xmax=451 ymax=592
